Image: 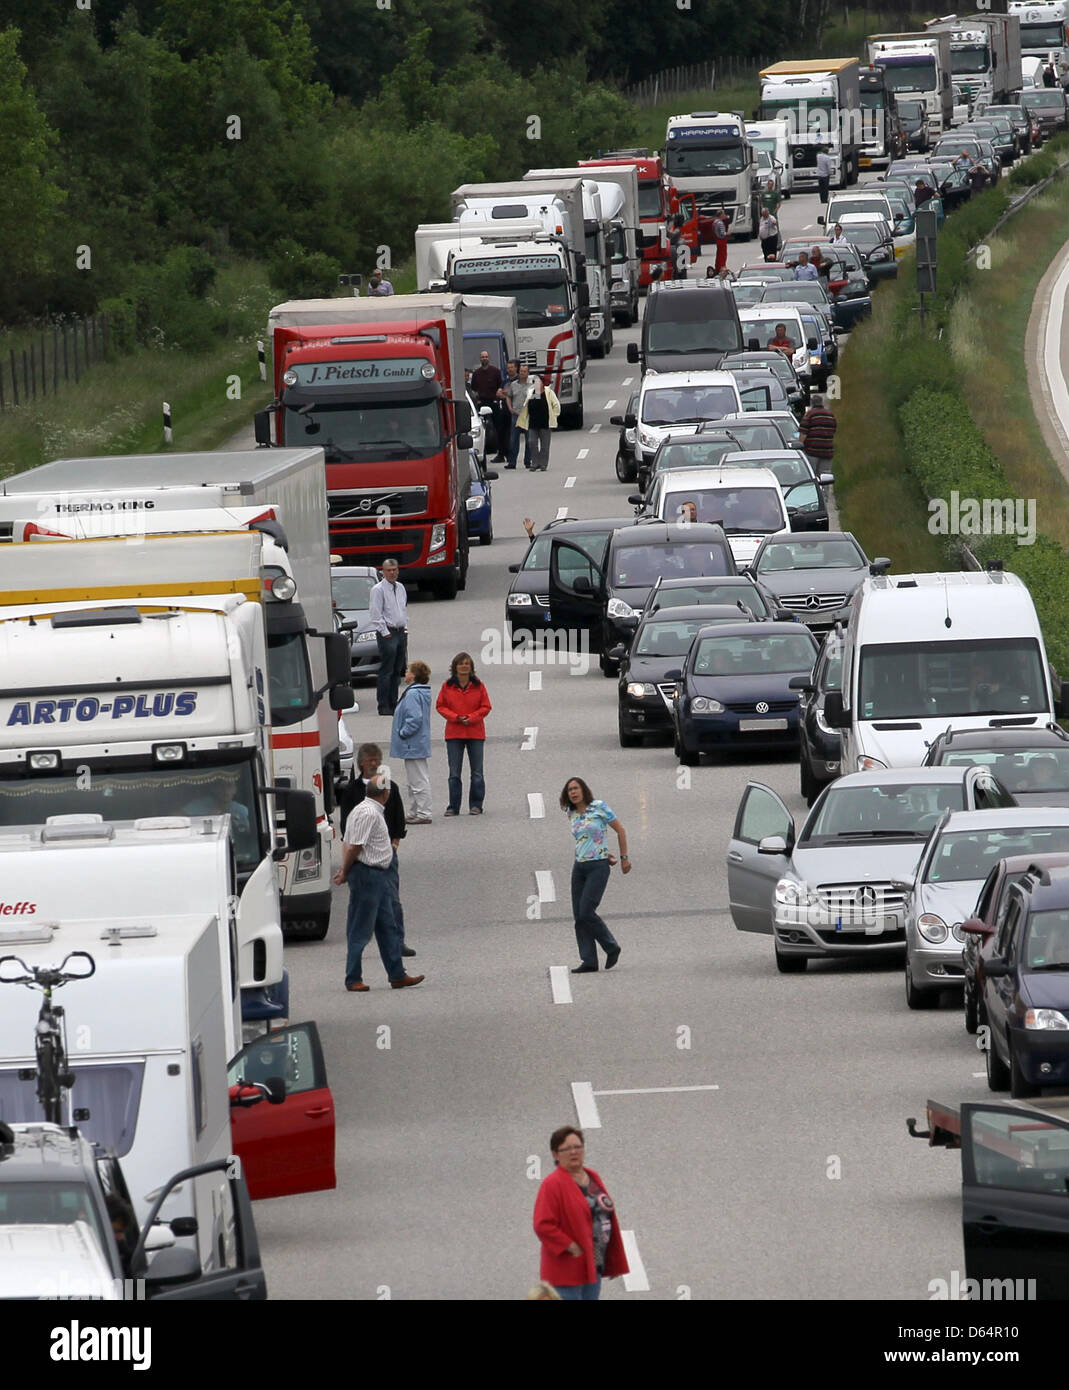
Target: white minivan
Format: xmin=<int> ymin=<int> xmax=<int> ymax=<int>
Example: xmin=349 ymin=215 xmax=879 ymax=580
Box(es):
xmin=745 ymin=120 xmax=794 ymax=197
xmin=650 ymin=465 xmax=791 ymax=567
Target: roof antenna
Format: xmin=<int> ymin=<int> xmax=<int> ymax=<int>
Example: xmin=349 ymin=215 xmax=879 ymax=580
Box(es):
xmin=943 ymin=578 xmax=952 ymax=629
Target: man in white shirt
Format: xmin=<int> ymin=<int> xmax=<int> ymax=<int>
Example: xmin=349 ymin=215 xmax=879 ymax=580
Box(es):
xmin=333 ymin=776 xmax=424 ymax=991
xmin=369 ymin=558 xmax=408 ymax=715
xmin=815 ymin=146 xmax=833 ymax=204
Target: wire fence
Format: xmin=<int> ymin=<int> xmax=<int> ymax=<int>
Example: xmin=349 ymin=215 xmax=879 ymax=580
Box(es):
xmin=0 ymin=315 xmax=110 ymax=412
xmin=624 ymin=57 xmax=775 ymax=108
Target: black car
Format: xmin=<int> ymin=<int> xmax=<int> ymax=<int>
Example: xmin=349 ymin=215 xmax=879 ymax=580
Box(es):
xmin=922 ymin=724 xmax=1069 ymax=806
xmin=669 ymin=620 xmax=820 ymax=762
xmin=745 ymin=531 xmax=884 ymax=633
xmin=981 ymin=863 xmax=1069 ymax=1097
xmin=835 ymin=223 xmax=898 ymax=285
xmin=965 ymin=120 xmax=1014 ymax=166
xmin=615 ymin=605 xmax=754 ymax=747
xmin=549 ymin=521 xmax=737 ymax=676
xmin=926 ymin=159 xmax=973 ymax=211
xmin=980 ymin=104 xmax=1033 ymax=156
xmin=790 ymin=626 xmax=844 ymax=805
xmin=1020 ymin=88 xmax=1069 ymax=139
xmin=506 ymin=515 xmax=635 ymax=642
xmin=727 ymin=367 xmax=796 ymax=416
xmin=646 ymin=573 xmax=793 ymax=622
xmin=614 ymin=392 xmax=638 ymax=483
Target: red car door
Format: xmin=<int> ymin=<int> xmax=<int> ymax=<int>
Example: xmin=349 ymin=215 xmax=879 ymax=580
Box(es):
xmin=228 ymin=1021 xmax=336 ymax=1201
xmin=672 ymin=192 xmax=700 ymax=260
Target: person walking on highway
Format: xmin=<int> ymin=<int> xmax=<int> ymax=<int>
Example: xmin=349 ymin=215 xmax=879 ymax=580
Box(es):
xmin=503 ymin=362 xmax=533 ymax=469
xmin=368 ymin=269 xmax=395 ymax=296
xmin=561 ymin=777 xmax=630 ymax=973
xmin=497 ymin=359 xmax=520 ymax=467
xmin=436 ymin=652 xmax=492 ymax=815
xmin=1044 ymin=61 xmax=1057 ymax=88
xmin=799 ymin=393 xmax=837 ymax=472
xmin=471 ymin=350 xmax=506 ymax=462
xmin=815 ymin=146 xmax=833 ymax=204
xmin=338 ymin=742 xmax=417 ymax=957
xmin=533 ymin=1126 xmax=629 ymax=1301
xmin=391 ymin=661 xmax=433 ymax=825
xmin=369 ymin=558 xmax=408 ymax=716
xmin=711 ymin=206 xmax=729 ymax=276
xmin=759 ymin=208 xmax=780 ymax=261
xmin=761 ymin=177 xmax=782 ymax=218
xmin=334 ymin=776 xmax=424 ymax=991
xmin=516 ymin=373 xmax=560 ymax=471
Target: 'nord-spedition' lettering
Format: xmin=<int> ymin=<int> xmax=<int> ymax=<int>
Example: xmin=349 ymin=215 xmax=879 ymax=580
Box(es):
xmin=5 ymin=692 xmax=198 ymax=727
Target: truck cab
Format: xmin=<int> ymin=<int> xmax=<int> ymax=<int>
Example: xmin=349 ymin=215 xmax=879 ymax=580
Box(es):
xmin=665 ymin=112 xmax=759 ymax=241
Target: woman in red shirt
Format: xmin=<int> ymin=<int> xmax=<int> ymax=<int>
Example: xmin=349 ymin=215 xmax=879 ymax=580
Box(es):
xmin=533 ymin=1126 xmax=629 ymax=1299
xmin=435 ymin=652 xmax=492 ymax=816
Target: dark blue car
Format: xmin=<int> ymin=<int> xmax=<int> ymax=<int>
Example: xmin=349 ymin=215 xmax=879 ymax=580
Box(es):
xmin=668 ymin=620 xmax=819 ymax=764
xmin=465 ymin=451 xmax=498 ymax=546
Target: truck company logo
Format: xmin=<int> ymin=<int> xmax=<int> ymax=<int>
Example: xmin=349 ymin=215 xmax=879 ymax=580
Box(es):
xmin=50 ymin=500 xmax=156 ymax=512
xmin=6 ymin=692 xmax=198 ymax=726
xmin=0 ymin=901 xmax=35 ymax=915
xmin=668 ymin=125 xmax=739 ymax=139
xmin=290 ymin=359 xmax=425 ymax=386
xmin=453 ymin=255 xmax=561 ymax=275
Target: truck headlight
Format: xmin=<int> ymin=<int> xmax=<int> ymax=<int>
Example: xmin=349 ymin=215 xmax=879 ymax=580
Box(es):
xmin=1025 ymin=1008 xmax=1069 ymax=1030
xmin=918 ymin=914 xmax=948 ymax=944
xmin=561 ymin=375 xmax=573 ymax=394
xmin=294 ymin=842 xmax=322 ymax=883
xmin=691 ymin=696 xmax=724 ymax=713
xmin=429 ymin=524 xmax=447 ymax=552
xmin=271 ymin=574 xmax=297 ymax=601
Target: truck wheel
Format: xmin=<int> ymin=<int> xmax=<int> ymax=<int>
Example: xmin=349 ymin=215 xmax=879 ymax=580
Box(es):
xmin=604 ymin=324 xmax=614 ymax=356
xmin=457 ymin=533 xmax=469 ymax=590
xmin=774 ymin=941 xmax=807 ymax=973
xmin=751 ymin=203 xmax=759 ymax=240
xmin=986 ymin=1028 xmax=1010 ymax=1091
xmin=436 ymin=567 xmax=459 ymax=600
xmin=588 ymin=337 xmax=605 ymax=360
xmin=564 ymin=394 xmax=584 ymax=429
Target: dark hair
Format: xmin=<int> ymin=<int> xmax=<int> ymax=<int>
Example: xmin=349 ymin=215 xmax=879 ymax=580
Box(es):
xmin=559 ymin=776 xmax=594 ymax=813
xmin=449 ymin=652 xmax=481 ymax=683
xmin=550 ymin=1125 xmax=584 ymax=1157
xmin=357 ymin=742 xmax=383 ymax=764
xmin=408 ymin=660 xmax=430 ymax=684
xmin=105 ymin=1193 xmax=136 ymax=1230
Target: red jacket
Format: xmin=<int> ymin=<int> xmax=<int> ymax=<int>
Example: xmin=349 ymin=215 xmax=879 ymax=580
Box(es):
xmin=533 ymin=1164 xmax=629 ymax=1286
xmin=435 ymin=677 xmax=491 ymax=740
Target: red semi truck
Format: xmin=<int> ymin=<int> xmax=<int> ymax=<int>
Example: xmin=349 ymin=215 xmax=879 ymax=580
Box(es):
xmin=580 ymin=152 xmax=698 ymax=287
xmin=255 ymin=294 xmax=473 ymax=599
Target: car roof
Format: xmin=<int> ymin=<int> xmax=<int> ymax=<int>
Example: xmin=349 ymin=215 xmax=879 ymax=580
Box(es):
xmin=0 ymin=1123 xmax=96 ymax=1182
xmin=640 ymin=603 xmax=747 ymax=623
xmin=758 ymin=529 xmax=859 ymax=546
xmin=661 ymin=466 xmax=782 ymax=489
xmin=833 ymin=767 xmax=977 ymax=789
xmin=653 ymin=573 xmax=756 ymax=588
xmin=1017 ymin=866 xmax=1069 ymax=911
xmin=694 ymin=620 xmax=805 ymax=639
xmin=541 ymin=516 xmax=636 ymax=533
xmin=939 ymin=807 xmax=1069 ymax=834
xmin=610 ymin=521 xmax=729 ymax=546
xmin=639 ymin=370 xmax=738 ymax=389
xmin=720 ymin=449 xmax=806 ymax=463
xmin=332 ymin=565 xmax=379 ymax=579
xmin=932 ymin=725 xmax=1068 ymax=751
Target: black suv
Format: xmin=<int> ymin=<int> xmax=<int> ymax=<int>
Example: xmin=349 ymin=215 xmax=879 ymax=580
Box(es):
xmin=626 ymin=279 xmax=743 ymax=375
xmin=506 ymin=515 xmax=636 ymax=643
xmin=923 ymin=724 xmax=1069 ymax=806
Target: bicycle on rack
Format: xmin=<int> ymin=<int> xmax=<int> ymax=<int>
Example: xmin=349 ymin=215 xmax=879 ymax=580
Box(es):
xmin=0 ymin=951 xmax=95 ymax=1125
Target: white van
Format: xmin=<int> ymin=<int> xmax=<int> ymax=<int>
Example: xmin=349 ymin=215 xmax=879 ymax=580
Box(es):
xmin=651 ymin=466 xmax=790 ymax=567
xmin=745 ymin=121 xmax=794 ymax=196
xmin=737 ymin=306 xmax=815 ymax=385
xmin=823 ymin=570 xmax=1062 ymax=772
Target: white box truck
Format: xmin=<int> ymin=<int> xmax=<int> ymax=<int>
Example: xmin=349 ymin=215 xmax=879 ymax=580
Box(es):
xmin=553 ymin=163 xmax=642 ymax=326
xmin=926 ymin=14 xmax=1023 ymax=111
xmin=1009 ymin=1 xmax=1069 ymax=86
xmin=867 ymin=32 xmax=955 ymax=137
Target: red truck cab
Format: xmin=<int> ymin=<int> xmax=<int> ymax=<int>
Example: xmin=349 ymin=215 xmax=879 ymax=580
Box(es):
xmin=582 ymin=153 xmax=697 ymax=285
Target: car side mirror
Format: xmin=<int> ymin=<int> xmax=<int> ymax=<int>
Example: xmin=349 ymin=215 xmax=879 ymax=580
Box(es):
xmin=819 ymin=473 xmax=834 ymax=485
xmin=817 ymin=216 xmax=825 ymax=225
xmin=627 ymin=494 xmax=644 ymax=506
xmin=775 ymin=608 xmax=797 ymax=622
xmin=663 ymin=668 xmax=682 ymax=681
xmin=627 ymin=343 xmax=640 ymax=363
xmin=788 ymin=676 xmax=814 ymax=691
xmin=610 ymin=415 xmax=625 ymax=426
xmin=869 ymin=556 xmax=891 ymax=575
xmin=508 ymin=563 xmax=521 ymax=573
xmin=608 ymin=644 xmax=627 ymax=661
xmin=984 ymin=959 xmax=1012 ymax=978
xmin=758 ymin=834 xmax=788 ymax=855
xmin=806 ymin=337 xmax=818 ymax=350
xmin=822 ymin=690 xmax=847 ymax=728
xmin=623 ymin=413 xmax=637 ymax=428
xmin=272 ymin=787 xmax=318 ymax=851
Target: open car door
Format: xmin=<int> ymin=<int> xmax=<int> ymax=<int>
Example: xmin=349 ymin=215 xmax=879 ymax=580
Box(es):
xmin=960 ymin=1101 xmax=1069 ymax=1300
xmin=228 ymin=1021 xmax=336 ymax=1201
xmin=548 ymin=537 xmax=606 ymax=640
xmin=671 ymin=191 xmax=700 ymax=262
xmin=726 ymin=782 xmax=794 ymax=934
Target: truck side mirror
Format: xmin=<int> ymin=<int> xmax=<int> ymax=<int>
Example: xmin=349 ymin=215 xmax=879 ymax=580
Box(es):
xmin=579 ymin=283 xmax=591 ymax=309
xmin=456 ymin=432 xmax=474 ymax=450
xmin=324 ymin=631 xmax=351 ymax=686
xmin=454 ymin=399 xmax=472 ymax=433
xmin=273 ymin=788 xmax=317 ymax=852
xmin=254 ymin=410 xmax=273 ymax=447
xmin=329 ymin=684 xmax=356 ymax=712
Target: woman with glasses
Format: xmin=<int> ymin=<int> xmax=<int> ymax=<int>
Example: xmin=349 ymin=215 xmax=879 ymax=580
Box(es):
xmin=561 ymin=777 xmax=631 ymax=972
xmin=532 ymin=1126 xmax=629 ymax=1300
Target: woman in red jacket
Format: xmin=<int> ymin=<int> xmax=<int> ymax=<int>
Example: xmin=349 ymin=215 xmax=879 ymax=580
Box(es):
xmin=435 ymin=652 xmax=492 ymax=816
xmin=533 ymin=1126 xmax=629 ymax=1300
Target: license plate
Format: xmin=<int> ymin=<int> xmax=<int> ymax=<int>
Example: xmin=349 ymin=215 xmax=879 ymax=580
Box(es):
xmin=739 ymin=718 xmax=788 ymax=732
xmin=834 ymin=914 xmax=898 ymax=936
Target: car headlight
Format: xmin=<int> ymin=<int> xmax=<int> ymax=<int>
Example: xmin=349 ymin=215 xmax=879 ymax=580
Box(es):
xmin=508 ymin=592 xmax=533 ymax=607
xmin=856 ymin=755 xmax=886 ymax=771
xmin=691 ymin=696 xmax=724 ymax=713
xmin=465 ymin=495 xmax=483 ymax=512
xmin=1025 ymin=1008 xmax=1069 ymax=1031
xmin=355 ymin=629 xmax=377 ymax=643
xmin=918 ymin=913 xmax=948 ymax=944
xmin=775 ymin=878 xmax=814 ymax=907
xmin=429 ymin=523 xmax=447 ymax=552
xmin=810 ymin=355 xmax=822 ymax=366
xmin=607 ymin=598 xmax=638 ymax=619
xmin=626 ymin=682 xmax=657 ymax=697
xmin=950 ymin=922 xmax=965 ymax=943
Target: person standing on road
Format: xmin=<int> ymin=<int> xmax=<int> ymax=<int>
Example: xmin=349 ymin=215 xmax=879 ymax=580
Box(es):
xmin=669 ymin=215 xmax=689 ymax=279
xmin=759 ymin=208 xmax=780 ymax=261
xmin=815 ymin=146 xmax=833 ymax=204
xmin=471 ymin=350 xmax=506 ymax=462
xmin=496 ymin=359 xmax=520 ymax=467
xmin=533 ymin=1126 xmax=629 ymax=1301
xmin=436 ymin=652 xmax=491 ymax=816
xmin=799 ymin=393 xmax=837 ymax=471
xmin=561 ymin=777 xmax=630 ymax=973
xmin=761 ymin=177 xmax=782 ymax=218
xmin=504 ymin=362 xmax=534 ymax=469
xmin=793 ymin=250 xmax=819 ymax=281
xmin=711 ymin=206 xmax=730 ymax=276
xmin=333 ymin=776 xmax=424 ymax=992
xmin=391 ymin=661 xmax=433 ymax=825
xmin=369 ymin=559 xmax=408 ymax=716
xmin=338 ymin=742 xmax=417 ymax=958
xmin=829 ymin=222 xmax=850 ymax=247
xmin=368 ymin=269 xmax=395 ymax=296
xmin=1044 ymin=61 xmax=1057 ymax=88
xmin=516 ymin=373 xmax=560 ymax=471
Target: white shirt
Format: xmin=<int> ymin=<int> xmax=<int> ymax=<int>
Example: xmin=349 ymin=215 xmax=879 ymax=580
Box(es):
xmin=816 ymin=152 xmax=833 ymax=178
xmin=369 ymin=576 xmax=408 ymax=634
xmin=343 ymin=797 xmax=393 ymax=868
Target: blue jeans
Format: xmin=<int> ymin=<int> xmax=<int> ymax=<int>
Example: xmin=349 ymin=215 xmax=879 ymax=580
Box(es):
xmin=344 ymin=860 xmax=404 ymax=985
xmin=446 ymin=739 xmax=485 ymax=812
xmin=376 ymin=630 xmax=407 ymax=713
xmin=385 ymin=848 xmax=405 ymax=939
xmin=554 ymin=1277 xmax=602 ymax=1300
xmin=571 ymin=859 xmax=618 ymax=969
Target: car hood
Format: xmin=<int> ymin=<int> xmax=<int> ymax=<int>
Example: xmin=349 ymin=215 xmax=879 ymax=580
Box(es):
xmin=627 ymin=653 xmax=691 ymax=682
xmin=914 ymin=879 xmax=984 ymax=925
xmin=757 ymin=568 xmax=865 ymax=599
xmin=791 ymin=839 xmax=926 ymax=887
xmin=1020 ymin=971 xmax=1069 ymax=1010
xmin=689 ymin=670 xmax=808 ymax=703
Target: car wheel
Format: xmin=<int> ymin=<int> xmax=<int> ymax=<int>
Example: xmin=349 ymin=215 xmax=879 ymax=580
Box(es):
xmin=775 ymin=941 xmax=807 ymax=973
xmin=618 ymin=713 xmax=642 ymax=748
xmin=599 ymin=653 xmax=617 ymax=679
xmin=986 ymin=1027 xmax=1010 ymax=1091
xmin=963 ymin=978 xmax=979 ymax=1035
xmin=674 ymin=731 xmax=699 ymax=766
xmin=615 ymin=449 xmax=635 ymax=483
xmin=905 ymin=956 xmax=939 ymax=1010
xmin=479 ymin=521 xmax=493 ymax=546
xmin=1009 ymin=1039 xmax=1039 ymax=1099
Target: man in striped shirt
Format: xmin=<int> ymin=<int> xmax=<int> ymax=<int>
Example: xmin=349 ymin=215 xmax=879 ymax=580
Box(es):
xmin=799 ymin=394 xmax=837 ymax=471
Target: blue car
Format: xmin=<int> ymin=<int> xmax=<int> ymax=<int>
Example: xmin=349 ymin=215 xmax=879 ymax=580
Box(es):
xmin=465 ymin=451 xmax=498 ymax=546
xmin=668 ymin=620 xmax=819 ymax=764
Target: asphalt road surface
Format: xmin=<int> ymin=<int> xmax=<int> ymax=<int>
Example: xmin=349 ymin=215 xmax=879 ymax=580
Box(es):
xmin=252 ymin=176 xmax=986 ymax=1301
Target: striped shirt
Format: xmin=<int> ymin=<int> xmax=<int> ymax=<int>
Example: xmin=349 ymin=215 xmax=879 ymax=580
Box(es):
xmin=800 ymin=406 xmax=837 ymax=460
xmin=343 ymin=797 xmax=393 ymax=868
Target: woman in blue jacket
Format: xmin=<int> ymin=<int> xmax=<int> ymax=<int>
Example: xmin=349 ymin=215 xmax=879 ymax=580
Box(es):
xmin=391 ymin=660 xmax=433 ymax=824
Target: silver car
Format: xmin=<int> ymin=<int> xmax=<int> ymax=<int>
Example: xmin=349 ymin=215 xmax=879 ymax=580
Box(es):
xmin=331 ymin=565 xmax=380 ymax=682
xmin=904 ymin=807 xmax=1069 ymax=1009
xmin=727 ymin=766 xmax=1018 ymax=974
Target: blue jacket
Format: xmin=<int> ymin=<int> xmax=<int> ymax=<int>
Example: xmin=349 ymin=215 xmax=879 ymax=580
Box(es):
xmin=390 ymin=682 xmax=432 ymax=759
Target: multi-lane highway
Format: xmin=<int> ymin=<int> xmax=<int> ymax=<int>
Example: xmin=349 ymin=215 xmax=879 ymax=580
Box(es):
xmin=252 ymin=181 xmax=986 ymax=1301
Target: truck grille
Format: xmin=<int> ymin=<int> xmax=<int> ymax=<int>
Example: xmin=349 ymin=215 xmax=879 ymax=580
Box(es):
xmin=328 ymin=526 xmax=425 ymax=566
xmin=328 ymin=488 xmax=428 ymax=522
xmin=778 ymin=593 xmax=848 ymax=612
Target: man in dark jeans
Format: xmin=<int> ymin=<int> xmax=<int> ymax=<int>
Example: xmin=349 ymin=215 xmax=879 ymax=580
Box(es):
xmin=471 ymin=350 xmax=506 ymax=462
xmin=799 ymin=393 xmax=837 ymax=472
xmin=369 ymin=558 xmax=408 ymax=715
xmin=338 ymin=742 xmax=415 ymax=956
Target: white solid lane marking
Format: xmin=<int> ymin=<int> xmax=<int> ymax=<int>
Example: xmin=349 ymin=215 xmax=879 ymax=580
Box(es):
xmin=549 ymin=966 xmax=573 ymax=1005
xmin=554 ymin=505 xmax=568 ymax=520
xmin=593 ymin=1085 xmax=720 ymax=1096
xmin=535 ymin=868 xmax=555 ymax=901
xmin=621 ymin=1231 xmax=650 ymax=1293
xmin=589 ymin=423 xmax=602 ymax=433
xmin=571 ymin=1081 xmax=602 ymax=1129
xmin=529 ymin=670 xmax=542 ymax=691
xmin=528 ymin=792 xmax=545 ymax=818
xmin=576 ymin=448 xmax=589 ymax=459
xmin=605 ymin=399 xmax=617 ymax=409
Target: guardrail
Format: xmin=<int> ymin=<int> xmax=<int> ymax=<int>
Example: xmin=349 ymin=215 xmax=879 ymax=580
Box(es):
xmin=967 ymin=154 xmax=1069 ymax=260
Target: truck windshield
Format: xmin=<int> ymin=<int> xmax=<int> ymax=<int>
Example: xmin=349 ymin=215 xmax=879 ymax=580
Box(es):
xmin=859 ymin=90 xmax=886 ymax=109
xmin=1021 ymin=23 xmax=1065 ymax=48
xmin=267 ymin=629 xmax=315 ymax=725
xmin=0 ymin=761 xmax=263 ymax=871
xmin=667 ymin=142 xmax=747 ymax=176
xmin=283 ymin=396 xmax=442 ymax=462
xmin=637 ymin=183 xmax=664 ymax=219
xmin=857 ymin=638 xmax=1048 ymax=720
xmin=951 ymin=46 xmax=990 ymax=74
xmin=759 ymin=98 xmax=835 ymax=131
xmin=611 ymin=226 xmax=628 ymax=261
xmin=877 ymin=60 xmax=937 ymax=94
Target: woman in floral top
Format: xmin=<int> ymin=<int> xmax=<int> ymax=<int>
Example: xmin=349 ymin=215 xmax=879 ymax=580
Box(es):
xmin=560 ymin=777 xmax=631 ymax=973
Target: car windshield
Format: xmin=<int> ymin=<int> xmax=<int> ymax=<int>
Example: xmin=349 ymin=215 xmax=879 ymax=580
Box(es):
xmin=732 ymin=282 xmax=769 ymax=306
xmin=656 ymin=441 xmax=739 ymax=470
xmin=829 ymin=199 xmax=891 ymax=220
xmin=938 ymin=748 xmax=1069 ymax=796
xmin=642 ymin=386 xmax=738 ymax=425
xmin=1023 ymin=91 xmax=1065 ymax=110
xmin=951 ymin=44 xmax=991 ymax=76
xmin=692 ymin=630 xmax=815 ymax=676
xmin=645 ymin=317 xmax=742 ymax=355
xmin=723 ymin=358 xmax=796 ymax=390
xmin=806 ymin=782 xmax=965 ymax=840
xmin=897 ymin=100 xmax=925 ymax=119
xmin=927 ymin=826 xmax=1069 ymax=884
xmin=843 ymin=226 xmax=887 ymax=251
xmin=757 ymin=538 xmax=863 ymax=572
xmin=741 ymin=317 xmax=802 ymax=351
xmin=524 ymin=530 xmax=608 ymax=570
xmin=650 ymin=581 xmax=769 ymax=616
xmin=935 ymin=141 xmax=980 ymax=159
xmin=666 ymin=486 xmax=784 ymax=531
xmin=761 ymin=284 xmax=828 ymax=306
xmin=725 ymin=453 xmax=810 ymax=487
xmin=858 ymin=638 xmax=1048 ymax=720
xmin=283 ymin=397 xmax=442 ymax=463
xmin=635 ymin=618 xmax=710 ymax=656
xmin=331 ymin=575 xmax=376 ymax=610
xmin=1024 ymin=908 xmax=1069 ymax=969
xmin=613 ymin=542 xmax=731 ymax=586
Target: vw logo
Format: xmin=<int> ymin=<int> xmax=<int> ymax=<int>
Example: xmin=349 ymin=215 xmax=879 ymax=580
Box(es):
xmin=755 ymin=701 xmax=769 ymax=714
xmin=805 ymin=593 xmax=822 ymax=609
xmin=856 ymin=885 xmax=878 ymax=908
